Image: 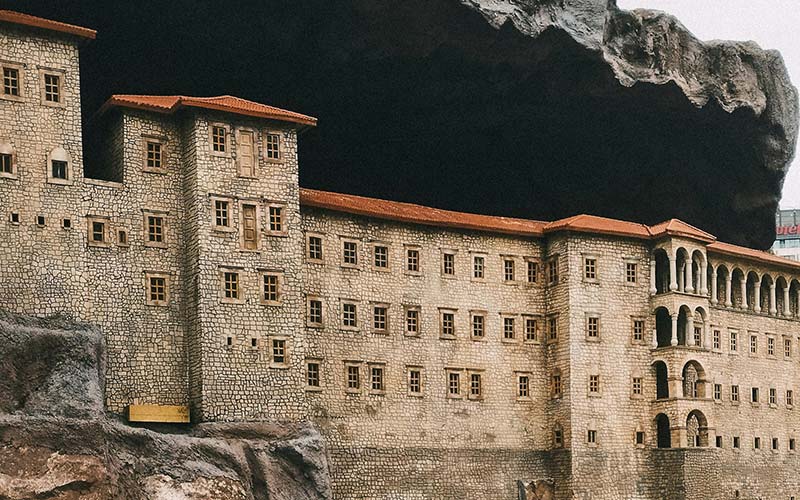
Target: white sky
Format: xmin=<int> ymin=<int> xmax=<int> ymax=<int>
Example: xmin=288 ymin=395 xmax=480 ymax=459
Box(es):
xmin=616 ymin=0 xmax=800 ymax=209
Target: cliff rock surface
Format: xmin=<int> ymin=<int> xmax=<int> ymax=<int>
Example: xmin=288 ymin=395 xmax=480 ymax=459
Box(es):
xmin=0 ymin=311 xmax=332 ymax=500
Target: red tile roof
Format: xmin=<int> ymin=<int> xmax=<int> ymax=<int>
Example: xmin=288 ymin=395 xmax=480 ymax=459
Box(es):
xmin=300 ymin=188 xmax=799 ymax=272
xmin=99 ymin=95 xmax=317 ymax=127
xmin=300 ymin=188 xmax=547 ymax=237
xmin=0 ymin=10 xmax=96 ymax=40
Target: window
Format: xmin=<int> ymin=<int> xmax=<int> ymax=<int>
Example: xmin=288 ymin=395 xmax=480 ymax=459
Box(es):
xmin=346 ymin=364 xmax=360 ymax=391
xmin=552 ymin=373 xmax=562 ymax=398
xmin=373 ymin=305 xmax=388 ymax=332
xmin=503 ymin=317 xmax=515 ymax=340
xmin=442 ymin=252 xmax=455 ymax=276
xmin=768 ymin=337 xmax=775 ymax=356
xmin=3 ymin=66 xmax=20 ymax=97
xmin=268 ymin=206 xmax=283 ymax=233
xmin=786 ymin=338 xmax=792 ymax=358
xmin=405 ymin=307 xmax=420 ymax=336
xmin=518 ymin=374 xmax=530 ymax=399
xmin=408 ymin=368 xmax=422 ymax=395
xmin=145 ymin=141 xmax=163 ymax=171
xmin=63 ymin=219 xmax=72 ymax=229
xmin=791 ymin=438 xmax=796 ymax=451
xmin=87 ymin=217 xmax=109 ymax=247
xmin=589 ymin=375 xmax=600 ymax=394
xmin=343 ymin=240 xmax=358 ymax=266
xmin=554 ymin=427 xmax=564 ymax=448
xmin=713 ymin=329 xmax=721 ymax=349
xmin=473 ymin=255 xmax=485 ymax=279
xmin=770 ymin=388 xmax=777 ymax=405
xmin=307 ymin=235 xmax=323 ymax=261
xmin=146 ymin=273 xmax=169 ymax=306
xmin=547 ymin=257 xmax=559 ymax=285
xmin=237 ymin=129 xmax=256 ymax=177
xmin=584 ymin=257 xmax=597 ymax=280
xmin=406 ymin=248 xmax=420 ymax=273
xmin=211 ymin=125 xmax=226 ymax=152
xmin=716 ymin=436 xmax=723 ymax=448
xmin=265 ymin=132 xmax=281 ymax=160
xmin=271 ymin=338 xmax=287 ymax=365
xmin=52 ymin=160 xmax=67 ymax=179
xmin=440 ymin=310 xmax=455 ymax=338
xmin=241 ymin=204 xmax=259 ymax=250
xmin=213 ymin=199 xmax=231 ymax=229
xmin=0 ymin=144 xmax=12 ymax=175
xmin=751 ymin=387 xmax=760 ymax=404
xmin=36 ymin=215 xmax=45 ymax=227
xmin=48 ymin=147 xmax=70 ymax=183
xmin=714 ymin=383 xmax=722 ymax=401
xmin=731 ymin=385 xmax=740 ymax=402
xmin=527 ymin=260 xmax=538 ymax=283
xmin=524 ymin=317 xmax=538 ymax=342
xmin=773 ymin=438 xmax=780 ymax=451
xmin=222 ymin=271 xmax=240 ymax=301
xmin=693 ymin=327 xmax=701 ymax=346
xmin=632 ymin=377 xmax=642 ymax=396
xmin=342 ymin=302 xmax=358 ymax=328
xmin=587 ymin=429 xmax=597 ymax=445
xmin=306 ymin=361 xmax=320 ymax=389
xmin=307 ymin=298 xmax=323 ymax=326
xmin=504 ymin=259 xmax=515 ymax=282
xmin=9 ymin=212 xmax=19 ymax=224
xmin=733 ymin=436 xmax=740 ymax=449
xmin=370 ymin=364 xmax=385 ymax=393
xmin=469 ymin=372 xmax=482 ymax=399
xmin=625 ymin=261 xmax=637 ymax=283
xmin=145 ymin=213 xmax=166 ymax=247
xmin=250 ymin=338 xmax=258 ymax=348
xmin=547 ymin=316 xmax=558 ymax=341
xmin=471 ymin=313 xmax=485 ymax=340
xmin=754 ymin=437 xmax=761 ymax=449
xmin=261 ymin=273 xmax=281 ymax=304
xmin=750 ymin=334 xmax=758 ymax=354
xmin=730 ymin=331 xmax=738 ymax=352
xmin=788 ymin=389 xmax=794 ymax=406
xmin=42 ymin=73 xmax=61 ymax=103
xmin=373 ymin=245 xmax=389 ymax=269
xmin=632 ymin=319 xmax=644 ymax=342
xmin=448 ymin=371 xmax=461 ymax=397
xmin=586 ymin=316 xmax=599 ymax=339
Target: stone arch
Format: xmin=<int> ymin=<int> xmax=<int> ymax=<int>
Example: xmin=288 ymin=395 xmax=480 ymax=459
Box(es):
xmin=745 ymin=270 xmax=760 ymax=312
xmin=731 ymin=268 xmax=745 ymax=308
xmin=686 ymin=409 xmax=709 ymax=447
xmin=0 ymin=140 xmax=15 ymax=176
xmin=760 ymin=273 xmax=774 ymax=314
xmin=682 ymin=360 xmax=706 ymax=398
xmin=776 ymin=275 xmax=789 ymax=316
xmin=677 ymin=305 xmax=693 ymax=346
xmin=652 ymin=360 xmax=669 ymax=400
xmin=655 ymin=307 xmax=672 ymax=348
xmin=692 ymin=306 xmax=708 ymax=347
xmin=691 ymin=249 xmax=705 ymax=294
xmin=47 ymin=146 xmax=71 ymax=181
xmin=715 ymin=264 xmax=730 ymax=305
xmin=653 ymin=248 xmax=670 ymax=294
xmin=655 ymin=413 xmax=671 ymax=448
xmin=675 ymin=247 xmax=691 ymax=293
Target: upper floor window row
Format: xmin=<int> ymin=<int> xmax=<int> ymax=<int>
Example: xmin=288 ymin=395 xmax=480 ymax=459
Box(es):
xmin=0 ymin=144 xmax=72 ymax=182
xmin=208 ymin=125 xmax=286 ymax=169
xmin=582 ymin=254 xmax=640 ymax=285
xmin=1 ymin=63 xmax=65 ymax=106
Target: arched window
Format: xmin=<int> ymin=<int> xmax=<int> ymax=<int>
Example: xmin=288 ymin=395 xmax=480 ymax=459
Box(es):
xmin=0 ymin=141 xmax=15 ymax=177
xmin=655 ymin=413 xmax=671 ymax=448
xmin=686 ymin=410 xmax=709 ymax=447
xmin=652 ymin=361 xmax=669 ymax=399
xmin=47 ymin=146 xmax=71 ymax=183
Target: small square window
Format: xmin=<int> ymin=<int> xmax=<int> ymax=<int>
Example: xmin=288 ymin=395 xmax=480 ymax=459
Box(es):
xmin=307 ymin=235 xmax=323 ymax=261
xmin=373 ymin=245 xmax=389 ymax=269
xmin=268 ymin=206 xmax=284 ymax=233
xmin=406 ymin=248 xmax=420 ymax=273
xmin=117 ymin=229 xmax=128 ymax=246
xmin=10 ymin=212 xmax=19 ymax=224
xmin=504 ymin=259 xmax=515 ymax=282
xmin=271 ymin=338 xmax=287 ymax=365
xmin=405 ymin=308 xmax=420 ymax=336
xmin=625 ymin=262 xmax=637 ymax=283
xmin=36 ymin=215 xmax=45 ymax=226
xmin=43 ymin=73 xmax=61 ymax=103
xmin=587 ymin=429 xmax=597 ymax=445
xmin=3 ymin=67 xmax=20 ymax=97
xmin=262 ymin=273 xmax=281 ymax=304
xmin=225 ymin=336 xmax=233 ymax=346
xmin=211 ymin=125 xmax=226 ymax=152
xmin=51 ymin=160 xmax=68 ymax=180
xmin=342 ymin=302 xmax=358 ymax=328
xmin=146 ymin=273 xmax=169 ymax=306
xmin=526 ymin=260 xmax=538 ymax=283
xmin=251 ymin=337 xmax=258 ymax=348
xmin=265 ymin=132 xmax=281 ymax=160
xmin=471 ymin=313 xmax=485 ymax=340
xmin=442 ymin=252 xmax=455 ymax=276
xmin=473 ymin=255 xmax=485 ymax=279
xmin=62 ymin=218 xmax=72 ymax=229
xmin=635 ymin=431 xmax=645 ymax=445
xmin=308 ymin=298 xmax=323 ymax=326
xmin=373 ymin=305 xmax=388 ymax=332
xmin=370 ymin=365 xmax=385 ymax=393
xmin=343 ymin=241 xmax=358 ymax=266
xmin=306 ymin=361 xmax=320 ymax=389
xmin=87 ymin=218 xmax=109 ymax=246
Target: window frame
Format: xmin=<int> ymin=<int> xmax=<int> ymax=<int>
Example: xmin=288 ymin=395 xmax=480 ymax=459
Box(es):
xmin=266 ymin=203 xmax=287 ymax=236
xmin=306 ymin=233 xmax=324 ymax=263
xmin=516 ymin=372 xmax=532 ymax=401
xmin=341 ymin=300 xmax=359 ymax=330
xmin=631 ymin=376 xmax=643 ymax=398
xmin=210 ymin=196 xmax=235 ymax=232
xmin=585 ymin=313 xmax=600 ymax=342
xmin=46 ymin=147 xmax=72 ymax=185
xmin=467 ymin=370 xmax=484 ymax=401
xmin=263 ymin=130 xmax=285 ymax=163
xmin=471 ymin=252 xmax=486 ymax=281
xmin=446 ymin=368 xmax=463 ymax=399
xmin=588 ymin=374 xmax=601 ymax=397
xmin=404 ymin=245 xmax=422 ymax=275
xmin=547 ymin=255 xmax=559 ymax=285
xmin=86 ymin=215 xmax=111 ymax=248
xmin=631 ymin=317 xmax=646 ymax=344
xmin=0 ymin=140 xmax=18 ymax=179
xmin=624 ymin=258 xmax=638 ymax=285
xmin=144 ymin=271 xmax=170 ymax=306
xmin=305 ymin=358 xmax=322 ymax=392
xmin=219 ymin=267 xmax=244 ymax=304
xmin=368 ymin=362 xmax=386 ymax=395
xmin=344 ymin=361 xmax=361 ymax=394
xmin=1 ymin=62 xmax=24 ymax=101
xmin=523 ymin=315 xmax=540 ymax=344
xmin=502 ymin=256 xmax=516 ymax=283
xmin=269 ymin=336 xmax=290 ymax=368
xmin=407 ymin=365 xmax=424 ymax=397
xmin=470 ymin=310 xmax=487 ymax=341
xmin=209 ymin=123 xmax=230 ymax=157
xmin=142 ymin=209 xmax=169 ymax=249
xmin=441 ymin=249 xmax=457 ymax=277
xmin=500 ymin=314 xmax=517 ymax=343
xmin=524 ymin=257 xmax=539 ymax=285
xmin=582 ymin=254 xmax=598 ymax=282
xmin=239 ymin=201 xmax=261 ymax=251
xmin=259 ymin=270 xmax=283 ymax=305
xmin=141 ymin=135 xmax=167 ymax=174
xmin=371 ymin=243 xmax=390 ymax=271
xmin=307 ymin=296 xmax=324 ymax=327
xmin=341 ymin=238 xmax=360 ymax=268
xmin=546 ymin=314 xmax=558 ymax=342
xmin=39 ymin=69 xmax=65 ymax=107
xmin=371 ymin=302 xmax=389 ymax=334
xmin=439 ymin=308 xmax=457 ymax=339
xmin=404 ymin=305 xmax=421 ymax=337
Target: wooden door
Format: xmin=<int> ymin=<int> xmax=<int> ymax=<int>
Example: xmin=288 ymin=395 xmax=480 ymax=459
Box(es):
xmin=238 ymin=130 xmax=255 ymax=177
xmin=242 ymin=204 xmax=258 ymax=250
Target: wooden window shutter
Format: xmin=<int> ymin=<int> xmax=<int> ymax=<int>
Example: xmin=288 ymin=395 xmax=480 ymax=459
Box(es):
xmin=238 ymin=130 xmax=256 ymax=177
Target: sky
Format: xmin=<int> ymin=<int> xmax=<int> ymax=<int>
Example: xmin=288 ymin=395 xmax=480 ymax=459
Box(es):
xmin=617 ymin=0 xmax=800 ymax=209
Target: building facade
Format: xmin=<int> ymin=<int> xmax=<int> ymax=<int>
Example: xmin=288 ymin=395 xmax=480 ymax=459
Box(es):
xmin=3 ymin=11 xmax=800 ymax=500
xmin=774 ymin=209 xmax=800 ymax=262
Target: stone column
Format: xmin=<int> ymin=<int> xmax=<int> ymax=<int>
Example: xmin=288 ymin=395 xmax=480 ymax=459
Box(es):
xmin=669 ymin=255 xmax=678 ymax=292
xmin=652 ymin=328 xmax=659 ymax=349
xmin=725 ymin=274 xmax=733 ymax=307
xmin=700 ymin=261 xmax=708 ymax=295
xmin=678 ymin=263 xmax=685 ymax=292
xmin=784 ymin=285 xmax=791 ymax=316
xmin=769 ymin=283 xmax=777 ymax=315
xmin=687 ymin=314 xmax=695 ymax=346
xmin=710 ymin=267 xmax=718 ymax=305
xmin=650 ymin=261 xmax=657 ymax=295
xmin=685 ymin=260 xmax=695 ymax=294
xmin=754 ymin=277 xmax=762 ymax=313
xmin=671 ymin=313 xmax=679 ymax=346
xmin=740 ymin=278 xmax=748 ymax=310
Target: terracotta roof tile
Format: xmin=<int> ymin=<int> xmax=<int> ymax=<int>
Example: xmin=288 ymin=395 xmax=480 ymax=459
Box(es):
xmin=543 ymin=214 xmax=652 ymax=240
xmin=649 ymin=218 xmax=716 ymax=242
xmin=707 ymin=241 xmax=800 ymax=271
xmin=299 ymin=188 xmax=547 ymax=237
xmin=99 ymin=95 xmax=317 ymax=126
xmin=0 ymin=10 xmax=96 ymax=40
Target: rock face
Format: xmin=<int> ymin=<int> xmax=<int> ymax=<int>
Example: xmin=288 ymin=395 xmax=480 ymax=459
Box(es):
xmin=0 ymin=312 xmax=332 ymax=500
